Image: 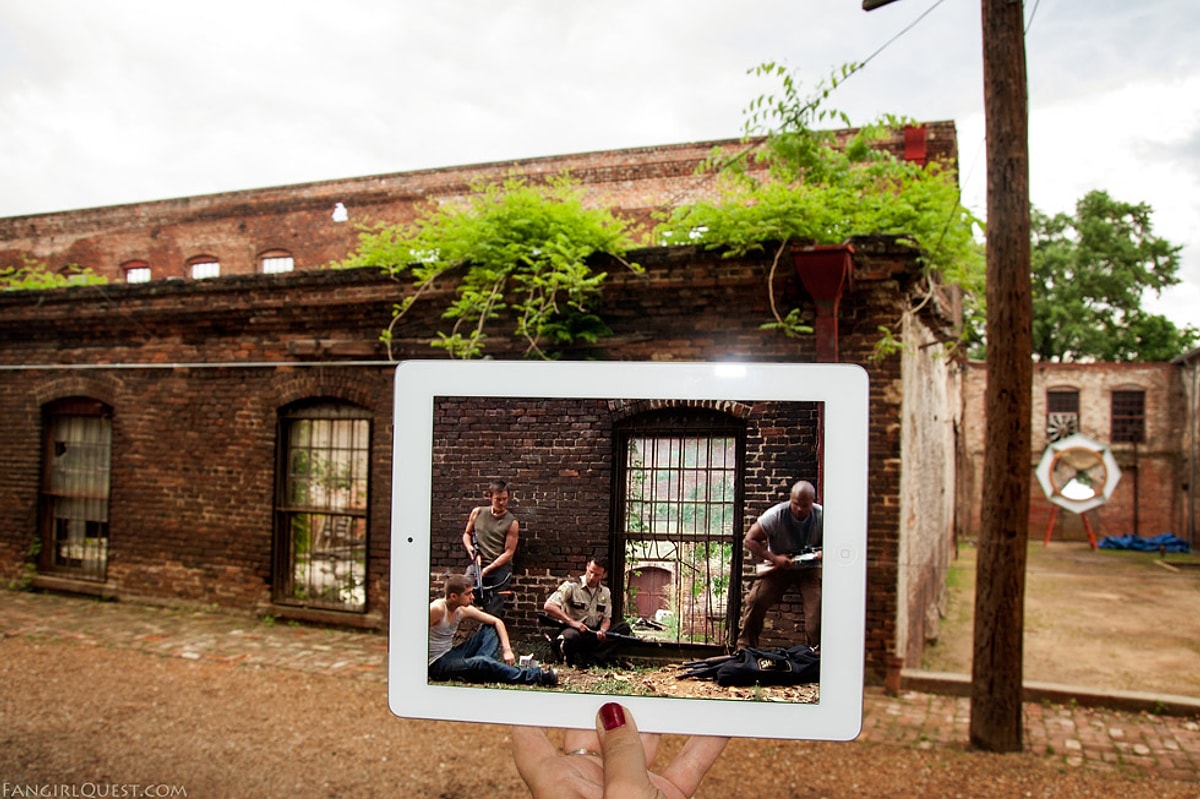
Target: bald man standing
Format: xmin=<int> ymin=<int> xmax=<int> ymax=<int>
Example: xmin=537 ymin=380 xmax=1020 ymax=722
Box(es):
xmin=737 ymin=480 xmax=823 ymax=649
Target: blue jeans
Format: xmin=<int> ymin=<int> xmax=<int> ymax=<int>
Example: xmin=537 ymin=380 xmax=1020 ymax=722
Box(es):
xmin=428 ymin=626 xmax=540 ymax=685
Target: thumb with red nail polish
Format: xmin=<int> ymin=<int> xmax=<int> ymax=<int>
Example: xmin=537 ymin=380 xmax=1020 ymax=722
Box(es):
xmin=596 ymin=702 xmax=662 ymax=798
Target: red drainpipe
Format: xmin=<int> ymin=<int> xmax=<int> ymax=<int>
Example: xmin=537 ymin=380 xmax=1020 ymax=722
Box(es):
xmin=904 ymin=124 xmax=928 ymax=166
xmin=791 ymin=243 xmax=855 ymax=363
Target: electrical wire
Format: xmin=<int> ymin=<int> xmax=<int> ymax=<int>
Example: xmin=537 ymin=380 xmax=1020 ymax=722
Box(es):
xmin=858 ymin=0 xmax=950 ymax=73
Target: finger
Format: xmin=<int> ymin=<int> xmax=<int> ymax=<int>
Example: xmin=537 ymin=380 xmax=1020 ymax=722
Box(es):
xmin=510 ymin=725 xmax=559 ymax=780
xmin=657 ymin=735 xmax=730 ymax=797
xmin=563 ymin=726 xmax=602 ymax=754
xmin=513 ymin=725 xmax=604 ymax=799
xmin=595 ymin=703 xmax=657 ymax=798
xmin=640 ymin=732 xmax=661 ymax=767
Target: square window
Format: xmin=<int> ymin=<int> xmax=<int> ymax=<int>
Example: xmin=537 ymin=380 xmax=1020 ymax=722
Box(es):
xmin=1111 ymin=390 xmax=1145 ymax=444
xmin=261 ymin=256 xmax=294 ymax=274
xmin=1046 ymin=389 xmax=1079 ymax=442
xmin=125 ymin=266 xmax=152 ymax=283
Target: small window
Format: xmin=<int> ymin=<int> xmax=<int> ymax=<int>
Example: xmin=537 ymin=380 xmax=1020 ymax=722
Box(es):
xmin=1111 ymin=390 xmax=1145 ymax=444
xmin=189 ymin=258 xmax=220 ymax=280
xmin=58 ymin=265 xmax=90 ymax=286
xmin=260 ymin=253 xmax=295 ymax=274
xmin=122 ymin=260 xmax=151 ymax=284
xmin=1046 ymin=389 xmax=1079 ymax=442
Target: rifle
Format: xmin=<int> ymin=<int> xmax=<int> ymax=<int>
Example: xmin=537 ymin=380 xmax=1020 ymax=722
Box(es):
xmin=753 ymin=547 xmax=822 ymax=576
xmin=537 ymin=613 xmax=641 ymax=643
xmin=468 ymin=525 xmax=485 ymax=596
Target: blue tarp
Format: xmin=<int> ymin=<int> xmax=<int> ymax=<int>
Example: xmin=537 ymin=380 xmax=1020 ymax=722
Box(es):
xmin=1098 ymin=533 xmax=1191 ymax=553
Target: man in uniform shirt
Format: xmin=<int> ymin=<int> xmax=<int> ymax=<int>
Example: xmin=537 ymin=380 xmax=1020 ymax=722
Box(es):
xmin=542 ymin=555 xmax=634 ymax=668
xmin=737 ymin=480 xmax=823 ymax=650
xmin=462 ymin=479 xmax=519 ymax=617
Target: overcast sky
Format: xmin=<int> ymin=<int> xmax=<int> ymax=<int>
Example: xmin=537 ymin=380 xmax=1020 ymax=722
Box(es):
xmin=2 ymin=1 xmax=1198 ymax=330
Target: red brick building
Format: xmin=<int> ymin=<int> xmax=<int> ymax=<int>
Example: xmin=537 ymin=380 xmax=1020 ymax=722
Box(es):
xmin=0 ymin=125 xmax=958 ymax=284
xmin=960 ymin=361 xmax=1192 ymax=546
xmin=0 ymin=127 xmax=962 ymax=683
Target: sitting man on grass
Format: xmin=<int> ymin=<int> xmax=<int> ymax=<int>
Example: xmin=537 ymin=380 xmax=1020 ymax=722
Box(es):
xmin=429 ymin=574 xmax=557 ymax=686
xmin=542 ymin=555 xmax=634 ymax=669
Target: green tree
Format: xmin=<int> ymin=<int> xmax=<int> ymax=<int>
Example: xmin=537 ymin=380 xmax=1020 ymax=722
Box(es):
xmin=1031 ymin=190 xmax=1196 ymax=362
xmin=656 ymin=63 xmax=984 ymax=343
xmin=333 ymin=174 xmax=640 ymax=360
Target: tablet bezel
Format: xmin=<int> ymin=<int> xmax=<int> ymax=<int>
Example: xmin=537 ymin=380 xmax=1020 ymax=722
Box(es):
xmin=389 ymin=360 xmax=868 ymax=740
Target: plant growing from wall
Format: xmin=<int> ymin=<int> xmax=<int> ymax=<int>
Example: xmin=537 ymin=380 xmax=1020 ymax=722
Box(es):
xmin=656 ymin=62 xmax=985 ymax=350
xmin=1 ymin=255 xmax=106 ymax=291
xmin=333 ymin=174 xmax=641 ymax=360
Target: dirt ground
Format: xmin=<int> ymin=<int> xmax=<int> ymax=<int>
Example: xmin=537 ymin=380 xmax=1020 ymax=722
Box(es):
xmin=922 ymin=541 xmax=1200 ymax=697
xmin=2 ymin=540 xmax=1200 ymax=798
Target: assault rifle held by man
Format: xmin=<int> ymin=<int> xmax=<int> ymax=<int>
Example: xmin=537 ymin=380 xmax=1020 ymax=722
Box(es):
xmin=753 ymin=547 xmax=823 ymax=576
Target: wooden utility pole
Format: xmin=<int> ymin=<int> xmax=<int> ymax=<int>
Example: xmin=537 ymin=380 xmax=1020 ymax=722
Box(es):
xmin=970 ymin=0 xmax=1032 ymax=752
xmin=863 ymin=0 xmax=1032 ymax=752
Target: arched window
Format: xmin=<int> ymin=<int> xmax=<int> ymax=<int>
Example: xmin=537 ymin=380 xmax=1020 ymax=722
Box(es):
xmin=122 ymin=259 xmax=152 ymax=284
xmin=274 ymin=400 xmax=371 ymax=612
xmin=188 ymin=255 xmax=220 ymax=280
xmin=259 ymin=249 xmax=295 ymax=274
xmin=39 ymin=397 xmax=113 ymax=582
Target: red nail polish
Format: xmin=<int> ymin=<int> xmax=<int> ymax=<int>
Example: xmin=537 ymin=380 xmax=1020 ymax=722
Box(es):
xmin=600 ymin=702 xmax=626 ymax=731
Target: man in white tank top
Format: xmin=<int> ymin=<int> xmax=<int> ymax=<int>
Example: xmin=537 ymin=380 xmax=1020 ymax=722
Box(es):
xmin=429 ymin=574 xmax=557 ymax=686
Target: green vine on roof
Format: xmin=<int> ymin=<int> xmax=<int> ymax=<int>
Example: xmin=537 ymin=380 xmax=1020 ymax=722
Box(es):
xmin=333 ymin=174 xmax=640 ymax=360
xmin=1 ymin=255 xmax=106 ymax=291
xmin=655 ymin=62 xmax=985 ymax=346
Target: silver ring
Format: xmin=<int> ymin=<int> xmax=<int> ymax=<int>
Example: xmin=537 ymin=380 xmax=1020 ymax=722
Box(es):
xmin=567 ymin=749 xmax=601 ymax=757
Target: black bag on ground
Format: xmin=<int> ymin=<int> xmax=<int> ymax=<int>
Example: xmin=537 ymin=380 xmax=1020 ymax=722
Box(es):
xmin=678 ymin=644 xmax=820 ymax=687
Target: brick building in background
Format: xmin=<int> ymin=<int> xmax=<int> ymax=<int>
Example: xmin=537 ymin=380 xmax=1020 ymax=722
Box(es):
xmin=0 ymin=125 xmax=958 ymax=284
xmin=0 ymin=128 xmax=964 ymax=682
xmin=960 ymin=361 xmax=1192 ymax=546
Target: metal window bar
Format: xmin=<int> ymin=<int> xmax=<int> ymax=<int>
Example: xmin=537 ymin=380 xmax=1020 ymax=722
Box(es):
xmin=1111 ymin=390 xmax=1146 ymax=444
xmin=280 ymin=412 xmax=369 ymax=611
xmin=45 ymin=414 xmax=112 ymax=581
xmin=621 ymin=433 xmax=737 ymax=647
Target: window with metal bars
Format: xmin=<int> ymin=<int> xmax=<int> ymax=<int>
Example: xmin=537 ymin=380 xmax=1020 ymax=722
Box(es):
xmin=1111 ymin=390 xmax=1145 ymax=444
xmin=1045 ymin=388 xmax=1080 ymax=442
xmin=614 ymin=410 xmax=743 ymax=649
xmin=39 ymin=398 xmax=112 ymax=582
xmin=275 ymin=401 xmax=371 ymax=612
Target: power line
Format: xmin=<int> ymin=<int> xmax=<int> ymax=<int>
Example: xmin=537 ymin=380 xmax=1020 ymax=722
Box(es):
xmin=859 ymin=0 xmax=950 ymax=71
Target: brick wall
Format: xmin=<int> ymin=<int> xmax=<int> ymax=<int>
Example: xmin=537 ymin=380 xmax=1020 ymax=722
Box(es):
xmin=425 ymin=396 xmax=823 ymax=642
xmin=961 ymin=361 xmax=1187 ymax=543
xmin=0 ymin=238 xmax=953 ymax=680
xmin=0 ymin=124 xmax=958 ymax=284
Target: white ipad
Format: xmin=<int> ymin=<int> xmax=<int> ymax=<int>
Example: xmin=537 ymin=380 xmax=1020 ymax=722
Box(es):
xmin=389 ymin=360 xmax=868 ymax=741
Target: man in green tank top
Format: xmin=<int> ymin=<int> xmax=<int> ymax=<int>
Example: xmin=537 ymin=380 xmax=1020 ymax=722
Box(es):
xmin=462 ymin=479 xmax=520 ymax=616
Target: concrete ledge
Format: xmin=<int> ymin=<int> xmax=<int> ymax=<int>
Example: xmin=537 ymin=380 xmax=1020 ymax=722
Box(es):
xmin=30 ymin=575 xmax=118 ymax=599
xmin=259 ymin=602 xmax=385 ymax=631
xmin=901 ymin=668 xmax=1200 ymax=718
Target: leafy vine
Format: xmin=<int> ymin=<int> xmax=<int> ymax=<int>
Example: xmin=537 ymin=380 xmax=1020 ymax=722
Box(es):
xmin=333 ymin=174 xmax=640 ymax=360
xmin=656 ymin=62 xmax=985 ymax=345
